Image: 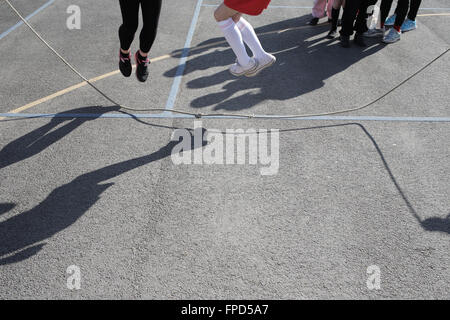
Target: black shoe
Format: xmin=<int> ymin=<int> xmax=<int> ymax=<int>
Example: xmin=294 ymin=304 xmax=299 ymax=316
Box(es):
xmin=354 ymin=33 xmax=367 ymax=47
xmin=119 ymin=50 xmax=132 ymax=77
xmin=135 ymin=51 xmax=150 ymax=82
xmin=340 ymin=35 xmax=350 ymax=48
xmin=327 ymin=29 xmax=337 ymax=39
xmin=308 ymin=17 xmax=319 ymax=26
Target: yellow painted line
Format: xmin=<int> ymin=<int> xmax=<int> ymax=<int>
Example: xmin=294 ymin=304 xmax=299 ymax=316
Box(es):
xmin=0 ymin=52 xmax=185 ymax=121
xmin=0 ymin=53 xmax=222 ymax=120
xmin=2 ymin=18 xmax=448 ymax=121
xmin=6 ymin=82 xmax=87 ymax=114
xmin=0 ymin=63 xmax=165 ymax=120
xmin=151 ymin=54 xmax=171 ymax=62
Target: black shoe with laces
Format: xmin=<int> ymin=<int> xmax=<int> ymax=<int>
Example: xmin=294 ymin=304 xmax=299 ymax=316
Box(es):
xmin=308 ymin=17 xmax=319 ymax=25
xmin=327 ymin=28 xmax=337 ymax=39
xmin=135 ymin=51 xmax=150 ymax=82
xmin=119 ymin=50 xmax=132 ymax=77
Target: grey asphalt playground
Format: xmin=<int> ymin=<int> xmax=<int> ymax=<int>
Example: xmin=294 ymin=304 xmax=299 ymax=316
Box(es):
xmin=0 ymin=0 xmax=449 ymax=299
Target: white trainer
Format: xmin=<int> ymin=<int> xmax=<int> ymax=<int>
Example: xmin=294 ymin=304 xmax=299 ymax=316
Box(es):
xmin=229 ymin=58 xmax=258 ymax=76
xmin=246 ymin=53 xmax=276 ymax=77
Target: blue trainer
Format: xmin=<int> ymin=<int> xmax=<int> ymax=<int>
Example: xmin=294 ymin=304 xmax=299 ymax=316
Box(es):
xmin=385 ymin=14 xmax=396 ymax=26
xmin=401 ymin=18 xmax=417 ymax=32
xmin=382 ymin=28 xmax=401 ymax=44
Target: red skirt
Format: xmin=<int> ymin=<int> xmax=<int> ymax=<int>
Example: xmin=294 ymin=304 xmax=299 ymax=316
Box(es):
xmin=224 ymin=0 xmax=271 ymax=16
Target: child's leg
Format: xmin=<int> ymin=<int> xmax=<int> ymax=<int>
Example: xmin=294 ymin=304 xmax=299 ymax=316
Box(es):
xmin=235 ymin=16 xmax=269 ymax=60
xmin=331 ymin=0 xmax=344 ymax=24
xmin=381 ymin=0 xmax=406 ymax=43
xmin=234 ymin=14 xmax=275 ymax=77
xmin=379 ymin=0 xmax=394 ymax=28
xmin=340 ymin=0 xmax=360 ymax=37
xmin=214 ymin=3 xmax=251 ymax=67
xmin=326 ymin=0 xmax=334 ymax=19
xmin=118 ymin=0 xmax=140 ymax=53
xmin=139 ymin=0 xmax=162 ymax=55
xmin=356 ymin=0 xmax=372 ymax=31
xmin=393 ymin=0 xmax=410 ymax=31
xmin=400 ymin=0 xmax=420 ymax=31
xmin=328 ymin=0 xmax=342 ymax=38
xmin=407 ymin=0 xmax=422 ymax=21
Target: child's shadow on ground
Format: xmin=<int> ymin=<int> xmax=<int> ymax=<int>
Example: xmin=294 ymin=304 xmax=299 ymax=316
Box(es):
xmin=165 ymin=15 xmax=385 ymax=112
xmin=417 ymin=213 xmax=450 ymax=234
xmin=0 ymin=124 xmax=207 ymax=265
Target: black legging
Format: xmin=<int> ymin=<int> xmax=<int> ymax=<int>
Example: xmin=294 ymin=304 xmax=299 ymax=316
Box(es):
xmin=380 ymin=0 xmax=410 ymax=28
xmin=395 ymin=0 xmax=422 ymax=21
xmin=119 ymin=0 xmax=162 ymax=53
xmin=340 ymin=0 xmax=372 ymax=36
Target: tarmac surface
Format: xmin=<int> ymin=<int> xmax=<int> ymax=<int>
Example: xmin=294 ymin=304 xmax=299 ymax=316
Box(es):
xmin=0 ymin=0 xmax=449 ymax=299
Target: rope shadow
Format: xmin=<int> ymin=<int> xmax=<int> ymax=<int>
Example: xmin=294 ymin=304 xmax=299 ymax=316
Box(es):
xmin=0 ymin=120 xmax=447 ymax=265
xmin=278 ymin=123 xmax=450 ymax=235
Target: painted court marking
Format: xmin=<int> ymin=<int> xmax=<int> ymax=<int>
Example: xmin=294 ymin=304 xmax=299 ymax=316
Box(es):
xmin=0 ymin=0 xmax=449 ymax=122
xmin=0 ymin=0 xmax=54 ymax=40
xmin=164 ymin=0 xmax=204 ymax=113
xmin=1 ymin=113 xmax=450 ymax=123
xmin=0 ymin=24 xmax=329 ymax=119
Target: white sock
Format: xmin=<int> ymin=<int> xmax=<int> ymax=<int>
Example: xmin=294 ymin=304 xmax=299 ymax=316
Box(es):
xmin=236 ymin=17 xmax=268 ymax=60
xmin=217 ymin=18 xmax=251 ymax=66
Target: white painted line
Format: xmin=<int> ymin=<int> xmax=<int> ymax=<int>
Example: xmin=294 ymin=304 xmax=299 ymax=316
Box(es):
xmin=164 ymin=0 xmax=204 ymax=113
xmin=2 ymin=113 xmax=450 ymax=123
xmin=0 ymin=0 xmax=54 ymax=40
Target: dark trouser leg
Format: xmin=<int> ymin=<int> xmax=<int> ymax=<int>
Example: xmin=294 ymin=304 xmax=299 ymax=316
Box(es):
xmin=408 ymin=0 xmax=422 ymax=20
xmin=139 ymin=0 xmax=162 ymax=53
xmin=340 ymin=0 xmax=360 ymax=36
xmin=380 ymin=0 xmax=394 ymax=27
xmin=330 ymin=7 xmax=340 ymax=31
xmin=394 ymin=0 xmax=410 ymax=27
xmin=118 ymin=0 xmax=140 ymax=51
